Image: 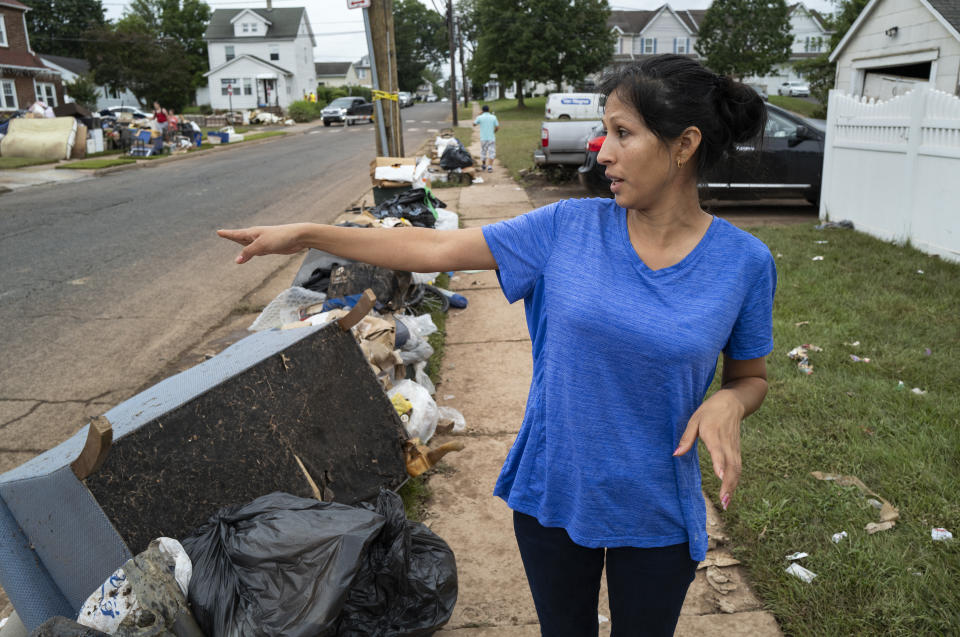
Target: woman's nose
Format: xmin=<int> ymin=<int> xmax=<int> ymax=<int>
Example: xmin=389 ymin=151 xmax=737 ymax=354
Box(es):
xmin=597 ymin=136 xmax=613 ymax=165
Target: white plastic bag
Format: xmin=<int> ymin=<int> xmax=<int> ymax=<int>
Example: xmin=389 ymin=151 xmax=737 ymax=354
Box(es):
xmin=437 ymin=405 xmax=466 ymax=433
xmin=414 ymin=360 xmax=436 ymax=395
xmin=78 ymin=538 xmax=191 ymax=633
xmin=249 ymin=287 xmax=327 ymax=331
xmin=395 ymin=313 xmax=438 ymax=339
xmin=434 ymin=208 xmax=459 ymax=231
xmin=387 ymin=379 xmax=439 ymax=442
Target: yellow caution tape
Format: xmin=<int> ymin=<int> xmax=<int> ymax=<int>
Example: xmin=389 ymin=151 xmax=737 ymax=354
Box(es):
xmin=372 ymin=90 xmax=399 ymax=102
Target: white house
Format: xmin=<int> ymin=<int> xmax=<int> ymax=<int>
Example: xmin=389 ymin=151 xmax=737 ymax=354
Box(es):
xmin=743 ymin=3 xmax=833 ymax=94
xmin=314 ymin=61 xmax=351 ymax=87
xmin=829 ymin=0 xmax=960 ymax=100
xmin=202 ymin=4 xmax=316 ymax=111
xmin=39 ymin=54 xmax=141 ymax=111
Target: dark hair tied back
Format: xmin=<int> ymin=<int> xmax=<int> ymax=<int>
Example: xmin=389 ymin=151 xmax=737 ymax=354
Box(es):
xmin=599 ymin=55 xmax=766 ymax=176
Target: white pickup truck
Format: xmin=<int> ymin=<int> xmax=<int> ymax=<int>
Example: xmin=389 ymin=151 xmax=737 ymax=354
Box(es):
xmin=532 ymin=120 xmax=602 ymax=167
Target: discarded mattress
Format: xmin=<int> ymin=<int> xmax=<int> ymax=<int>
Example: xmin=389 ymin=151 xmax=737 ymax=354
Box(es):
xmin=0 ymin=116 xmax=77 ymax=160
xmin=0 ymin=321 xmax=410 ymax=631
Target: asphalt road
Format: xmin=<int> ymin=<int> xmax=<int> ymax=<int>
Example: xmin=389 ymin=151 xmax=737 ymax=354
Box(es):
xmin=0 ymin=101 xmax=455 ymax=471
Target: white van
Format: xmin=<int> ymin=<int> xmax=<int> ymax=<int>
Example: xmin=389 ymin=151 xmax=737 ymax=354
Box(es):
xmin=545 ymin=93 xmax=603 ymax=120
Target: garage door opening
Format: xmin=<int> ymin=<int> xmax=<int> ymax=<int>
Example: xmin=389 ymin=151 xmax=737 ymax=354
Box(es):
xmin=862 ymin=61 xmax=932 ymax=100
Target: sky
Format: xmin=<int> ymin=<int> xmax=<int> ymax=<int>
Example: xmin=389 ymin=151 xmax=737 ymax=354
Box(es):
xmin=103 ymin=0 xmax=838 ymax=64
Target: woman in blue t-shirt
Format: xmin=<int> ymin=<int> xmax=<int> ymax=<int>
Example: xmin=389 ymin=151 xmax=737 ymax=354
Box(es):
xmin=219 ymin=55 xmax=774 ymax=637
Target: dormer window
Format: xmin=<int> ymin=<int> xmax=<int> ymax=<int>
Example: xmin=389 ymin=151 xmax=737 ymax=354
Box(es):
xmin=242 ymin=23 xmax=249 ymax=33
xmin=251 ymin=22 xmax=258 ymax=33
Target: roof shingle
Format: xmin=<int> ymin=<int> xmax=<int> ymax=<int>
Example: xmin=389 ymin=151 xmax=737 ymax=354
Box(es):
xmin=205 ymin=8 xmax=306 ymax=41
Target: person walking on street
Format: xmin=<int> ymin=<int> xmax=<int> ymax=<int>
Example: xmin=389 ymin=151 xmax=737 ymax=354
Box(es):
xmin=473 ymin=104 xmax=499 ymax=173
xmin=218 ymin=55 xmax=774 ymax=637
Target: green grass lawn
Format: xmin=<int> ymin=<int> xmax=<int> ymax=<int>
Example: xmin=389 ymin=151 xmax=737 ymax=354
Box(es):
xmin=0 ymin=156 xmax=59 ymax=169
xmin=241 ymin=130 xmax=286 ymax=142
xmin=769 ymin=95 xmax=821 ymax=118
xmin=56 ymin=158 xmax=136 ymax=170
xmin=702 ymin=224 xmax=959 ymax=635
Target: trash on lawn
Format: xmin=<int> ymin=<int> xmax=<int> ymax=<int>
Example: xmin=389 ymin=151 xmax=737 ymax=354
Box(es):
xmin=181 ymin=490 xmax=457 ymax=637
xmin=925 ymin=348 xmax=932 ymax=356
xmin=911 ymin=387 xmax=927 ymax=395
xmin=788 ymin=344 xmax=822 ymax=375
xmin=785 ymin=563 xmax=817 ymax=583
xmin=795 ymin=320 xmax=810 ymax=327
xmin=849 ymin=354 xmax=871 ymax=363
xmin=814 ymin=240 xmax=829 ymax=244
xmin=815 ymin=220 xmax=854 ymax=230
xmin=811 ymin=471 xmax=899 ymax=532
xmin=844 ymin=340 xmax=861 ymax=347
xmin=831 ymin=531 xmax=848 ymax=543
xmin=916 ymin=269 xmax=924 ymax=274
xmin=785 ymin=551 xmax=809 ymax=561
xmin=812 ymin=255 xmax=825 ymax=261
xmin=931 ymin=527 xmax=953 ymax=541
xmin=706 ymin=566 xmax=738 ymax=594
xmin=77 ymin=537 xmax=201 ymax=635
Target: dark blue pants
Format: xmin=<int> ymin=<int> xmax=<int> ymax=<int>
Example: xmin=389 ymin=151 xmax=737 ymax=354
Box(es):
xmin=513 ymin=511 xmax=698 ymax=637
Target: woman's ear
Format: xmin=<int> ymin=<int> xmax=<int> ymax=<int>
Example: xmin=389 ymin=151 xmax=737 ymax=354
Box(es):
xmin=676 ymin=126 xmax=702 ymax=166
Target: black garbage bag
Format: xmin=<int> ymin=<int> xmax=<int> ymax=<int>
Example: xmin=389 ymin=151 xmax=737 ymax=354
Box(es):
xmin=336 ymin=490 xmax=458 ymax=636
xmin=439 ymin=144 xmax=473 ymax=170
xmin=181 ymin=491 xmax=457 ymax=637
xmin=369 ymin=188 xmax=446 ymax=228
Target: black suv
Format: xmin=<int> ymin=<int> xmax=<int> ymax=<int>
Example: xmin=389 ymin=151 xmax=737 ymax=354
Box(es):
xmin=578 ymin=102 xmax=825 ymax=206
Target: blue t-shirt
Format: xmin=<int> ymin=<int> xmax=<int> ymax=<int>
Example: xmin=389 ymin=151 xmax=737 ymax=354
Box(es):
xmin=481 ymin=198 xmax=776 ymax=561
xmin=474 ymin=112 xmax=499 ymax=141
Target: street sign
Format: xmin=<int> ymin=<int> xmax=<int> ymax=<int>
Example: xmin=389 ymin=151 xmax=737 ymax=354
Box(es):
xmin=347 ymin=0 xmax=370 ymax=8
xmin=227 ymin=84 xmax=233 ymax=95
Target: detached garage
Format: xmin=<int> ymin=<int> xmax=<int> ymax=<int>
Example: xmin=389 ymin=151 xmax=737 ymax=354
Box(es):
xmin=831 ymin=0 xmax=960 ymax=100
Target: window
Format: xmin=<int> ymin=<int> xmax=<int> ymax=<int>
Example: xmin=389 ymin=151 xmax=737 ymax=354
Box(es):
xmin=357 ymin=68 xmax=366 ymax=79
xmin=765 ymin=110 xmax=798 ymax=138
xmin=36 ymin=82 xmax=57 ymax=107
xmin=0 ymin=16 xmax=7 ymax=47
xmin=804 ymin=36 xmax=823 ymax=52
xmin=243 ymin=78 xmax=253 ymax=95
xmin=242 ymin=23 xmax=249 ymax=33
xmin=674 ymin=37 xmax=690 ymax=54
xmin=269 ymin=45 xmax=279 ymax=61
xmin=642 ymin=37 xmax=656 ymax=54
xmin=1 ymin=79 xmax=17 ymax=109
xmin=225 ymin=45 xmax=235 ymax=61
xmin=221 ymin=78 xmax=238 ymax=96
xmin=251 ymin=22 xmax=258 ymax=33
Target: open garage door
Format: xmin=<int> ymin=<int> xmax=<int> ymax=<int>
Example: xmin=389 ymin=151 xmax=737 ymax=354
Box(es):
xmin=862 ymin=61 xmax=932 ymax=100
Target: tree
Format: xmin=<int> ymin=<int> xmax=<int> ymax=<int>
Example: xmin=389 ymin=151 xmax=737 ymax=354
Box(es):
xmin=117 ymin=0 xmax=212 ymax=88
xmin=64 ymin=73 xmax=99 ymax=110
xmin=23 ymin=0 xmax=106 ymax=58
xmin=85 ymin=25 xmax=194 ymax=109
xmin=794 ymin=0 xmax=870 ymax=117
xmin=392 ymin=0 xmax=447 ymax=92
xmin=695 ymin=0 xmax=793 ymax=79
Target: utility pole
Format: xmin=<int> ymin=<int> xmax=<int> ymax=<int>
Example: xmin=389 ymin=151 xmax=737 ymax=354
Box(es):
xmin=368 ymin=0 xmax=403 ymax=156
xmin=447 ymin=0 xmax=458 ymax=126
xmin=458 ymin=25 xmax=469 ymax=108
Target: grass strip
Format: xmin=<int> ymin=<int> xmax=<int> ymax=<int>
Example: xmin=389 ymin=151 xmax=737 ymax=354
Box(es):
xmin=768 ymin=95 xmax=821 ymax=118
xmin=702 ymin=223 xmax=959 ymax=635
xmin=56 ymin=158 xmax=135 ymax=170
xmin=0 ymin=156 xmax=59 ymax=169
xmin=240 ymin=130 xmax=286 ymax=142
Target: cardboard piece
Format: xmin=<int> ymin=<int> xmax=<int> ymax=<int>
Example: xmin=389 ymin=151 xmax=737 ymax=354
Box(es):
xmin=370 ymin=156 xmax=416 ymax=188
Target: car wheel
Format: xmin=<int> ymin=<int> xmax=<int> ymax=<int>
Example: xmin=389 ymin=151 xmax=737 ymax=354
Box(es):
xmin=558 ymin=114 xmax=571 ymax=120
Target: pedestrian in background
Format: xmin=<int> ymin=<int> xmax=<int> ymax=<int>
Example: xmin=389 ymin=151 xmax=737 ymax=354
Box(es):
xmin=218 ymin=54 xmax=774 ymax=637
xmin=473 ymin=104 xmax=499 ymax=173
xmin=153 ymin=102 xmax=168 ymax=136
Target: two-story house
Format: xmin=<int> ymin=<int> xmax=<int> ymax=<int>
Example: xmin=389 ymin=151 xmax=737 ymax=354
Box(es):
xmin=606 ymin=3 xmax=831 ymax=94
xmin=202 ymin=3 xmax=316 ymax=111
xmin=1 ymin=0 xmax=64 ymax=114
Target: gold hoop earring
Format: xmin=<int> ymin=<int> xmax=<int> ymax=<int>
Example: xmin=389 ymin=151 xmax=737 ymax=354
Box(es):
xmin=677 ymin=159 xmax=683 ymax=169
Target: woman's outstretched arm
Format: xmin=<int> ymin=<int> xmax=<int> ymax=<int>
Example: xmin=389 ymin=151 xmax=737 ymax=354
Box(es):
xmin=217 ymin=223 xmax=498 ymax=273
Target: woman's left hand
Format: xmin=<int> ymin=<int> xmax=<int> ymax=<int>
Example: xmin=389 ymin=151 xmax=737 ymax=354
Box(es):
xmin=673 ymin=391 xmax=744 ymax=511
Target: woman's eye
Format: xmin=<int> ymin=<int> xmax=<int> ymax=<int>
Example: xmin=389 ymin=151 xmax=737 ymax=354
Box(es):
xmin=617 ymin=128 xmax=628 ymax=138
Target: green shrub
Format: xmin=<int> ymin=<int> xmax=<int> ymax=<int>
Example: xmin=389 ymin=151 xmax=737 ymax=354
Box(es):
xmin=183 ymin=104 xmax=213 ymax=115
xmin=287 ymin=99 xmax=320 ymax=122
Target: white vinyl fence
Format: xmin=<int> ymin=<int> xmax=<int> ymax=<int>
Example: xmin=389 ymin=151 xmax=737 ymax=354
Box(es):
xmin=819 ymin=84 xmax=960 ymax=262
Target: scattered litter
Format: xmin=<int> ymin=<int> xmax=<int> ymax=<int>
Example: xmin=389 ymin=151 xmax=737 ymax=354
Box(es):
xmin=931 ymin=527 xmax=953 ymax=541
xmin=785 ymin=562 xmax=817 ymax=583
xmin=814 ymin=240 xmax=829 ymax=244
xmin=849 ymin=355 xmax=871 ymax=363
xmin=388 ymin=380 xmax=440 ymax=442
xmin=831 ymin=531 xmax=848 ymax=543
xmin=815 ymin=220 xmax=854 ymax=230
xmin=706 ymin=566 xmax=738 ymax=594
xmin=917 ymin=269 xmax=924 ymax=274
xmin=896 ymin=380 xmax=905 ymax=390
xmin=811 ymin=471 xmax=899 ymax=532
xmin=444 ymin=394 xmax=455 ymax=400
xmin=436 ymin=405 xmax=466 ymax=434
xmin=812 ymin=255 xmax=825 ymax=261
xmin=925 ymin=348 xmax=932 ymax=356
xmin=785 ymin=552 xmax=809 ymax=561
xmin=717 ymin=598 xmax=737 ymax=614
xmin=472 ymin=177 xmax=484 ymax=184
xmin=911 ymin=387 xmax=926 ymax=395
xmin=776 ymin=252 xmax=783 ymax=257
xmin=866 ymin=521 xmax=896 ymax=534
xmin=844 ymin=340 xmax=860 ymax=347
xmin=250 ymin=287 xmax=327 ymax=331
xmin=795 ymin=320 xmax=809 ymax=327
xmin=867 ymin=498 xmax=883 ymax=510
xmin=788 ymin=344 xmax=822 ymax=375
xmin=598 ymin=614 xmax=609 ymax=624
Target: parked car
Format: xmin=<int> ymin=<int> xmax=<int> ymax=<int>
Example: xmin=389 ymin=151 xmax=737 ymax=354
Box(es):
xmin=578 ymin=102 xmax=825 ymax=206
xmin=100 ymin=105 xmax=148 ymax=119
xmin=321 ymin=96 xmax=374 ymax=126
xmin=545 ymin=92 xmax=603 ymax=120
xmin=398 ymin=91 xmax=414 ymax=107
xmin=425 ymin=94 xmax=439 ymax=102
xmin=534 ymin=119 xmax=601 ymax=166
xmin=777 ymin=81 xmax=810 ymax=97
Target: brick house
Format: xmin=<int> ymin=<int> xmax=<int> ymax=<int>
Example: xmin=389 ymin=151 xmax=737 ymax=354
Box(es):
xmin=1 ymin=0 xmax=64 ymax=113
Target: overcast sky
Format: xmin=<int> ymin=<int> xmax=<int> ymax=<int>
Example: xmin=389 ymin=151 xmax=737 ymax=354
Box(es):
xmin=103 ymin=0 xmax=837 ymax=64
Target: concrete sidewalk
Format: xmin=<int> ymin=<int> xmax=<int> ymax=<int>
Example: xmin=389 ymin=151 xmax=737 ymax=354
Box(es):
xmin=427 ymin=117 xmax=782 ymax=636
